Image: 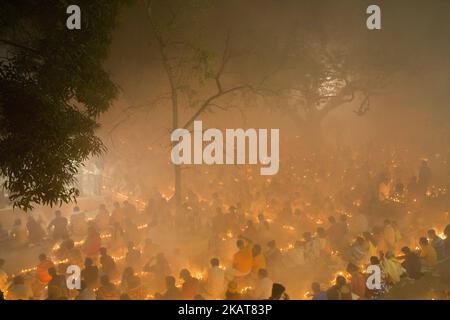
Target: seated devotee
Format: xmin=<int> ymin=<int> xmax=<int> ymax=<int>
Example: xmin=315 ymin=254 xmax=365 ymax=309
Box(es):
xmin=445 ymin=225 xmax=450 ymax=258
xmin=47 ymin=267 xmax=68 ymax=300
xmin=26 ymin=215 xmax=45 ymax=244
xmin=313 ymin=227 xmax=331 ymax=258
xmin=10 ymin=218 xmax=27 ymax=248
xmin=229 ymin=238 xmax=253 ymax=278
xmin=157 ymin=276 xmax=181 ymax=300
xmin=225 ymin=281 xmax=241 ymax=300
xmin=47 ymin=210 xmax=68 ymax=241
xmin=334 ymin=275 xmax=352 ymax=300
xmin=309 ymin=282 xmax=327 ymax=300
xmin=81 ymin=258 xmax=99 ymax=289
xmin=206 ymin=258 xmax=225 ymax=299
xmin=427 ymin=229 xmax=446 ymax=262
xmin=303 ymin=232 xmax=314 ymax=262
xmin=399 ymin=247 xmax=422 ymax=280
xmin=363 ymin=232 xmax=378 ymax=258
xmin=269 ymin=283 xmax=289 ymax=300
xmin=75 ymin=280 xmax=96 ymax=300
xmin=372 ymin=227 xmax=388 ymax=253
xmin=326 ymin=284 xmax=340 ymax=300
xmin=286 ymin=241 xmax=305 ymax=268
xmin=125 ymin=241 xmax=142 ymax=271
xmin=54 ymin=235 xmax=71 ymax=259
xmin=120 ymin=267 xmax=136 ymax=292
xmin=125 ymin=272 xmax=145 ymax=300
xmin=64 ymin=239 xmax=83 ymax=266
xmin=100 ymin=247 xmax=118 ymax=279
xmin=96 ymin=275 xmax=120 ymax=300
xmin=0 ymin=259 xmax=9 ymax=294
xmin=381 ymin=251 xmax=406 ymax=285
xmin=265 ymin=240 xmax=282 ymax=276
xmin=253 ymin=269 xmax=273 ymax=300
xmin=418 ymin=237 xmax=437 ymax=271
xmin=36 ymin=254 xmax=55 ymax=285
xmin=179 ymin=269 xmax=200 ymax=300
xmin=350 ymin=237 xmax=369 ymax=265
xmin=346 ymin=263 xmax=366 ymax=299
xmin=251 ymin=244 xmax=266 ymax=277
xmin=143 ymin=252 xmax=172 ymax=280
xmin=6 ymin=276 xmax=33 ymax=300
xmin=83 ymin=226 xmax=102 ymax=258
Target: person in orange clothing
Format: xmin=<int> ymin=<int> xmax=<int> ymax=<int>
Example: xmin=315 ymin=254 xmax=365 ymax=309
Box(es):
xmin=229 ymin=237 xmax=253 ymax=277
xmin=36 ymin=253 xmax=55 ymax=285
xmin=251 ymin=244 xmax=266 ymax=277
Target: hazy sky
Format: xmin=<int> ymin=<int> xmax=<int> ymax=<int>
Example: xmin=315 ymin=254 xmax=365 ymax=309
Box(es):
xmin=100 ymin=0 xmax=450 ymax=149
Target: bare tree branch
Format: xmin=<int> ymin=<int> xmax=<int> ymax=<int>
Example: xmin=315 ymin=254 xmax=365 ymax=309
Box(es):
xmin=0 ymin=38 xmax=37 ymax=53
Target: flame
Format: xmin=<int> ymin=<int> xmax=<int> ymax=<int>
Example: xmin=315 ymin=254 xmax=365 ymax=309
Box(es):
xmin=74 ymin=240 xmax=85 ymax=247
xmin=240 ymin=286 xmax=253 ymax=294
xmin=193 ymin=271 xmax=205 ymax=280
xmin=100 ymin=233 xmax=112 ymax=239
xmin=280 ymin=243 xmax=294 ymax=252
xmin=112 ymin=255 xmax=125 ymax=262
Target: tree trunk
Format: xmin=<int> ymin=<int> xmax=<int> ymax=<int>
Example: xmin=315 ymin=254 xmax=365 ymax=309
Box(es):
xmin=171 ymin=90 xmax=181 ymax=208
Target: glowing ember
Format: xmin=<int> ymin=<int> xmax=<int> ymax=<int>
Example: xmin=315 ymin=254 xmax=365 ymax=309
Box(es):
xmin=137 ymin=223 xmax=148 ymax=230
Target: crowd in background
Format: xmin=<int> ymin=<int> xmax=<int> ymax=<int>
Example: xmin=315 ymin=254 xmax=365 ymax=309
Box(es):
xmin=1 ymin=145 xmax=450 ymax=300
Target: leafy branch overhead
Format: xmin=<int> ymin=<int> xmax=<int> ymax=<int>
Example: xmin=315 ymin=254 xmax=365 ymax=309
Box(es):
xmin=0 ymin=0 xmax=128 ymax=210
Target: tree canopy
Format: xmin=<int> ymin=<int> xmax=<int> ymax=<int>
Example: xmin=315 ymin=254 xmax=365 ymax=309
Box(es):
xmin=0 ymin=0 xmax=128 ymax=209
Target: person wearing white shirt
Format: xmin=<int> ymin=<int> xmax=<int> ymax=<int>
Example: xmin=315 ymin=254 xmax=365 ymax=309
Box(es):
xmin=206 ymin=258 xmax=225 ymax=299
xmin=287 ymin=241 xmax=305 ymax=267
xmin=253 ymin=269 xmax=273 ymax=300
